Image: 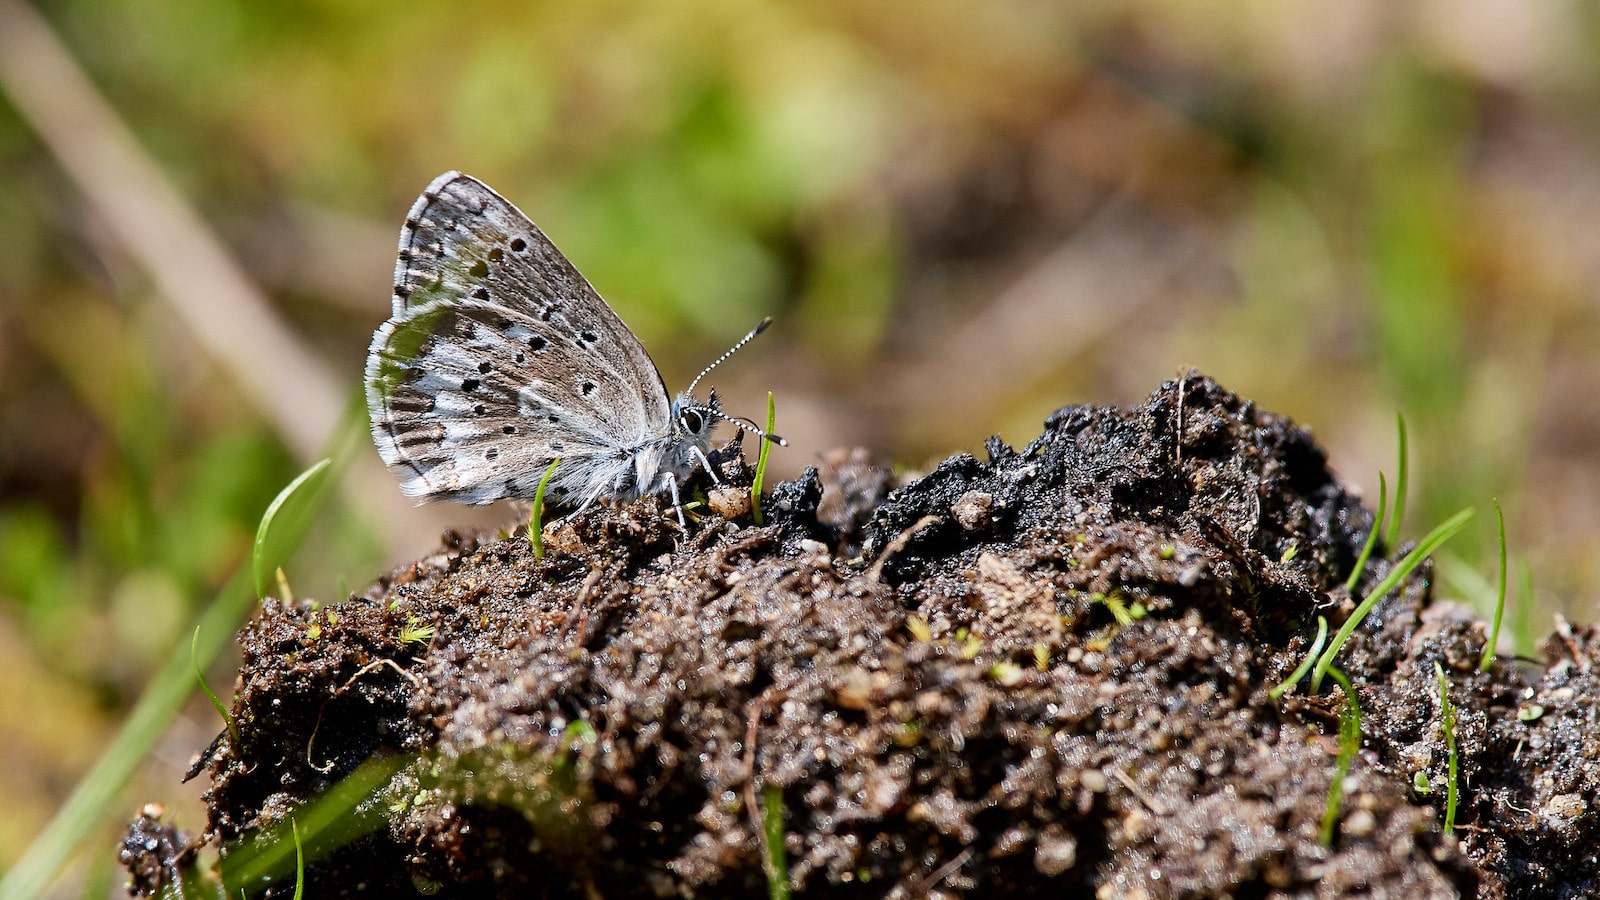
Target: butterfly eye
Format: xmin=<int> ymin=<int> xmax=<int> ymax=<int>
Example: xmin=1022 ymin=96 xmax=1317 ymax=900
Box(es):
xmin=680 ymin=409 xmax=705 ymax=434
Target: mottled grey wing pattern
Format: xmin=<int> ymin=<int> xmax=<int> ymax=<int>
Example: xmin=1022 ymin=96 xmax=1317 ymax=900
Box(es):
xmin=365 ymin=171 xmax=673 ymax=504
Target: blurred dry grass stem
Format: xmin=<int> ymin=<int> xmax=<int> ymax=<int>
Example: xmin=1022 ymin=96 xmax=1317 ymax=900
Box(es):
xmin=0 ymin=0 xmax=456 ymax=557
xmin=0 ymin=0 xmax=341 ymax=461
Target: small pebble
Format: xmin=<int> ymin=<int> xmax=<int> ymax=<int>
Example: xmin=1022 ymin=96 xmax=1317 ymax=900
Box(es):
xmin=951 ymin=491 xmax=994 ymax=531
xmin=1034 ymin=828 xmax=1078 ymax=876
xmin=1343 ymin=809 xmax=1377 ymax=837
xmin=1544 ymin=793 xmax=1585 ymax=821
xmin=707 ymin=486 xmax=750 ymax=519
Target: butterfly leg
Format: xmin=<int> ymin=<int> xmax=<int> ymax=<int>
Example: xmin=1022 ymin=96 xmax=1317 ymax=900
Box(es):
xmin=665 ymin=472 xmax=687 ymax=528
xmin=691 ymin=445 xmax=721 ymax=485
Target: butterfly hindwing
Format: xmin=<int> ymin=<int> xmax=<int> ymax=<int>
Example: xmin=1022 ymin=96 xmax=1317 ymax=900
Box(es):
xmin=366 ymin=300 xmax=615 ymax=502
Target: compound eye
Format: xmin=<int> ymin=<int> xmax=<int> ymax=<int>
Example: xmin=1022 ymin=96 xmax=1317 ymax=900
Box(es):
xmin=680 ymin=409 xmax=706 ymax=434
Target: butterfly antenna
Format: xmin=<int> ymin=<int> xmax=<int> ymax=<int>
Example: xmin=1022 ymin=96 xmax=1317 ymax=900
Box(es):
xmin=686 ymin=317 xmax=773 ymax=398
xmin=714 ymin=411 xmax=787 ymax=446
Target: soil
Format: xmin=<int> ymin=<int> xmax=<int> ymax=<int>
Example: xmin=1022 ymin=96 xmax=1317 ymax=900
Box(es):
xmin=126 ymin=373 xmax=1600 ymax=898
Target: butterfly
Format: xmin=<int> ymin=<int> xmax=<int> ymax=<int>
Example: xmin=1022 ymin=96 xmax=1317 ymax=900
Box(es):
xmin=365 ymin=171 xmax=781 ymax=523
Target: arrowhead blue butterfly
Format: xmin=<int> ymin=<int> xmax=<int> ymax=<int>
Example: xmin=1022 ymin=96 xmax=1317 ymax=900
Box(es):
xmin=365 ymin=171 xmax=782 ymax=523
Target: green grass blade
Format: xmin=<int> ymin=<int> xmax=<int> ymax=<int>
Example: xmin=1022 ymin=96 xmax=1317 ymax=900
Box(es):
xmin=1344 ymin=472 xmax=1388 ymax=594
xmin=220 ymin=753 xmax=407 ymax=894
xmin=252 ymin=459 xmax=333 ymax=598
xmin=1319 ymin=667 xmax=1362 ymax=846
xmin=0 ymin=568 xmax=257 ymax=900
xmin=761 ymin=783 xmax=790 ymax=900
xmin=1435 ymin=662 xmax=1459 ymax=834
xmin=2 ymin=459 xmax=341 ymax=900
xmin=1436 ymin=550 xmax=1494 ymax=610
xmin=1385 ymin=414 xmax=1408 ymax=547
xmin=192 ymin=626 xmax=238 ymax=744
xmin=1514 ymin=560 xmax=1538 ymax=657
xmin=291 ymin=819 xmax=305 ymax=900
xmin=71 ymin=855 xmax=118 ymax=900
xmin=528 ymin=457 xmax=560 ymax=559
xmin=1480 ymin=499 xmax=1507 ymax=672
xmin=751 ymin=392 xmax=775 ymax=526
xmin=1270 ymin=615 xmax=1328 ymax=700
xmin=1314 ymin=508 xmax=1474 ymax=691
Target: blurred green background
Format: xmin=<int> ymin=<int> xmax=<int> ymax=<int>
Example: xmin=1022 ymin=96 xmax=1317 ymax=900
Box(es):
xmin=4 ymin=0 xmax=1600 ymax=894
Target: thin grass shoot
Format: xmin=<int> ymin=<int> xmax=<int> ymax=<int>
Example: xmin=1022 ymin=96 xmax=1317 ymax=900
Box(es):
xmin=1344 ymin=473 xmax=1387 ymax=594
xmin=751 ymin=392 xmax=776 ymax=526
xmin=1436 ymin=550 xmax=1494 ymax=611
xmin=1479 ymin=498 xmax=1507 ymax=672
xmin=1270 ymin=615 xmax=1328 ymax=700
xmin=1514 ymin=560 xmax=1538 ymax=657
xmin=192 ymin=626 xmax=238 ymax=744
xmin=1314 ymin=508 xmax=1474 ymax=691
xmin=1319 ymin=666 xmax=1362 ymax=846
xmin=292 ymin=819 xmax=305 ymax=900
xmin=1435 ymin=662 xmax=1459 ymax=834
xmin=1384 ymin=413 xmax=1408 ymax=547
xmin=528 ymin=457 xmax=560 ymax=559
xmin=761 ymin=783 xmax=790 ymax=900
xmin=252 ymin=459 xmax=333 ymax=599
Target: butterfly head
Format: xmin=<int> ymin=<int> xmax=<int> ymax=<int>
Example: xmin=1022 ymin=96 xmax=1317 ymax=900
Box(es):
xmin=672 ymin=388 xmax=787 ymax=452
xmin=672 ymin=317 xmax=788 ymax=453
xmin=671 ymin=390 xmax=722 ymax=444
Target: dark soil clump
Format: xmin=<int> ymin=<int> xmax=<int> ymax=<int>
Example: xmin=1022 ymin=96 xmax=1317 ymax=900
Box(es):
xmin=130 ymin=373 xmax=1600 ymax=897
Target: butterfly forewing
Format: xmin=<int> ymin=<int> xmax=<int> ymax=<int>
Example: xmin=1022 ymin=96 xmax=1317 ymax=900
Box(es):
xmin=367 ymin=172 xmax=674 ymax=504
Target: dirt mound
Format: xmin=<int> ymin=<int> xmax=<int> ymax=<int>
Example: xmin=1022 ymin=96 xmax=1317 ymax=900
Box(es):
xmin=129 ymin=373 xmax=1600 ymax=897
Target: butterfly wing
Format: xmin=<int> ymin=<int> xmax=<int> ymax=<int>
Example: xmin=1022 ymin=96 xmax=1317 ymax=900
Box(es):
xmin=366 ymin=172 xmax=672 ymax=504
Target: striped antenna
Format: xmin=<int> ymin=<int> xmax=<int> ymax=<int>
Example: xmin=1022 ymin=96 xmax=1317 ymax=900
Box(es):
xmin=716 ymin=411 xmax=787 ymax=446
xmin=686 ymin=317 xmax=772 ymax=398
